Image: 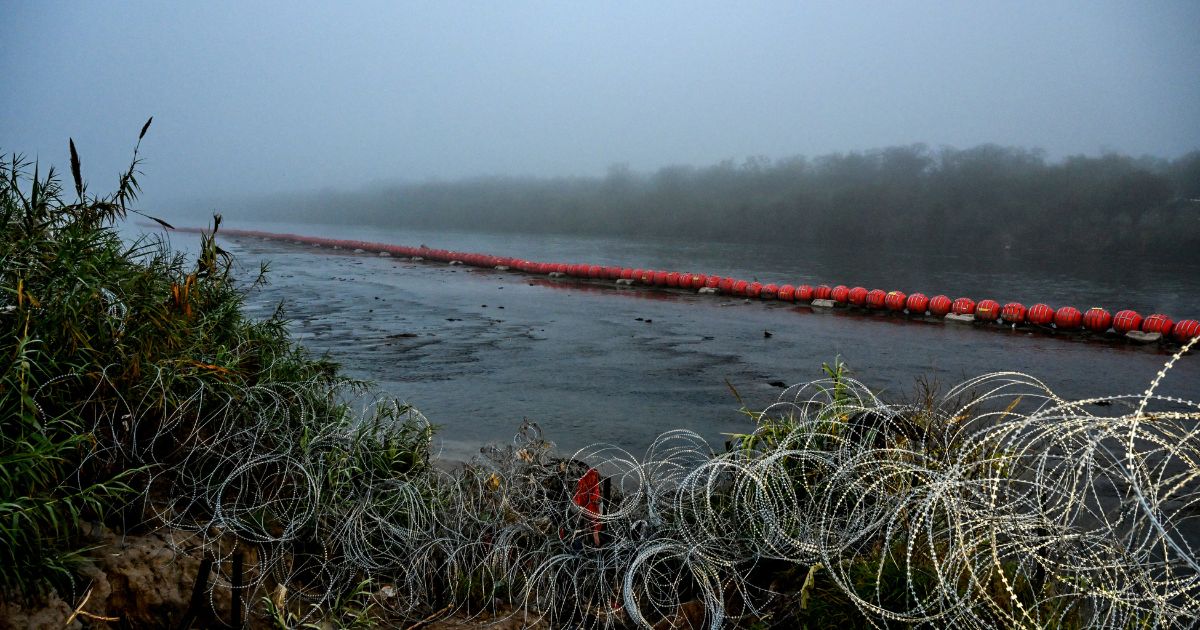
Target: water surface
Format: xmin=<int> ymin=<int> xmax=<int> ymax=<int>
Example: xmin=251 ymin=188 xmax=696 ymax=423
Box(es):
xmin=159 ymin=220 xmax=1200 ymax=460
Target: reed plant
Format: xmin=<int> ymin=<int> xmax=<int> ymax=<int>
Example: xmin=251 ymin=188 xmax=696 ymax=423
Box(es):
xmin=0 ymin=124 xmax=435 ymax=617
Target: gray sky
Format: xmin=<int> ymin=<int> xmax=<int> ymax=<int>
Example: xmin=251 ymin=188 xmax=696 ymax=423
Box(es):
xmin=2 ymin=1 xmax=1198 ymax=205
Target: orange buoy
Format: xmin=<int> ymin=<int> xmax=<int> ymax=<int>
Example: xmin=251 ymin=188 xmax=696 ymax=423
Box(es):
xmin=705 ymin=276 xmax=721 ymax=289
xmin=732 ymin=280 xmax=749 ymax=296
xmin=848 ymin=286 xmax=868 ymax=306
xmin=929 ymin=295 xmax=952 ymax=317
xmin=653 ymin=271 xmax=669 ymax=286
xmin=688 ymin=274 xmax=706 ymax=289
xmin=761 ymin=283 xmax=779 ymax=299
xmin=1054 ymin=306 xmax=1083 ymax=330
xmin=605 ymin=266 xmax=622 ymax=280
xmin=866 ymin=289 xmax=887 ymax=309
xmin=1172 ymin=319 xmax=1200 ymax=342
xmin=777 ymin=284 xmax=796 ymax=301
xmin=796 ymin=285 xmax=815 ymax=302
xmin=718 ymin=277 xmax=736 ymax=293
xmin=884 ymin=290 xmax=906 ymax=311
xmin=1082 ymin=308 xmax=1112 ymax=333
xmin=666 ymin=272 xmax=681 ymax=287
xmin=620 ymin=268 xmax=635 ymax=280
xmin=588 ymin=265 xmax=603 ymax=279
xmin=1142 ymin=314 xmax=1174 ymax=335
xmin=905 ymin=293 xmax=929 ymax=314
xmin=746 ymin=282 xmax=764 ymax=298
xmin=952 ymin=297 xmax=976 ymax=315
xmin=975 ymin=300 xmax=1001 ymax=322
xmin=1027 ymin=303 xmax=1054 ymax=325
xmin=831 ymin=285 xmax=850 ymax=304
xmin=814 ymin=285 xmax=832 ymax=300
xmin=1001 ymin=302 xmax=1026 ymax=324
xmin=1112 ymin=310 xmax=1142 ymax=333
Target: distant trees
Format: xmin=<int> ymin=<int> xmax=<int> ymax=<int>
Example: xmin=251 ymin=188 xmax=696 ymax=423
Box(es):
xmin=240 ymin=144 xmax=1200 ymax=259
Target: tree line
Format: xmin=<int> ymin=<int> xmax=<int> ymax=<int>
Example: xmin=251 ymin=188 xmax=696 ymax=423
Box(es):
xmin=236 ymin=144 xmax=1200 ymax=260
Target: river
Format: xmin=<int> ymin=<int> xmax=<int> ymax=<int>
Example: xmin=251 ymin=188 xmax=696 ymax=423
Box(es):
xmin=146 ymin=219 xmax=1200 ymax=461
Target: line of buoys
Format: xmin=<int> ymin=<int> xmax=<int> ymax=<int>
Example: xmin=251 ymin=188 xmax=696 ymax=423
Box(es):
xmin=168 ymin=226 xmax=1200 ymax=348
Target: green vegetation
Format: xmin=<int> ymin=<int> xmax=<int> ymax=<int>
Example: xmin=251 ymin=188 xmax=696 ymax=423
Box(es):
xmin=0 ymin=126 xmax=432 ymax=621
xmin=233 ymin=144 xmax=1200 ymax=260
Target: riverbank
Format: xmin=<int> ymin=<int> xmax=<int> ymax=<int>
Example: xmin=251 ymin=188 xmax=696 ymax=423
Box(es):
xmin=10 ymin=352 xmax=1197 ymax=628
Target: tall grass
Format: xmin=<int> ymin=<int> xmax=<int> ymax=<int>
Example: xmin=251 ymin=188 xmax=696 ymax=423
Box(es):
xmin=0 ymin=141 xmax=149 ymax=593
xmin=0 ymin=125 xmax=434 ymax=613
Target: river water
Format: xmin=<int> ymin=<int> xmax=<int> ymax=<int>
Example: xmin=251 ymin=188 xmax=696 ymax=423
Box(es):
xmin=146 ymin=219 xmax=1200 ymax=460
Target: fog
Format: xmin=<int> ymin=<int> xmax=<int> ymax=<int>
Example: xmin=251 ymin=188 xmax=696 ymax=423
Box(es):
xmin=2 ymin=1 xmax=1198 ymax=216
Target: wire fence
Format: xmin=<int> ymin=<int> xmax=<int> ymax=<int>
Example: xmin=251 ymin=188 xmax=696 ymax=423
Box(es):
xmin=65 ymin=339 xmax=1200 ymax=628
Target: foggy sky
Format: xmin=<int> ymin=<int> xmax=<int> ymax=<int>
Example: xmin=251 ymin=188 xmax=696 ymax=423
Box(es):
xmin=2 ymin=1 xmax=1198 ymax=208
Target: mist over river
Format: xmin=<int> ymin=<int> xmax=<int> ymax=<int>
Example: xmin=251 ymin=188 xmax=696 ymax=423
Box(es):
xmin=159 ymin=220 xmax=1200 ymax=460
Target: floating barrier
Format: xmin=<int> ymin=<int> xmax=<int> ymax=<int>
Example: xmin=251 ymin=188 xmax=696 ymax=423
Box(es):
xmin=166 ymin=226 xmax=1200 ymax=348
xmin=1113 ymin=310 xmax=1142 ymax=333
xmin=975 ymin=299 xmax=1001 ymax=322
xmin=1055 ymin=306 xmax=1083 ymax=330
xmin=929 ymin=295 xmax=952 ymax=317
xmin=848 ymin=286 xmax=868 ymax=306
xmin=1175 ymin=320 xmax=1200 ymax=342
xmin=831 ymin=285 xmax=850 ymax=304
xmin=1083 ymin=307 xmax=1113 ymax=333
xmin=1144 ymin=314 xmax=1174 ymax=335
xmin=1001 ymin=302 xmax=1026 ymax=324
xmin=906 ymin=292 xmax=929 ymax=314
xmin=1028 ymin=303 xmax=1055 ymax=326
